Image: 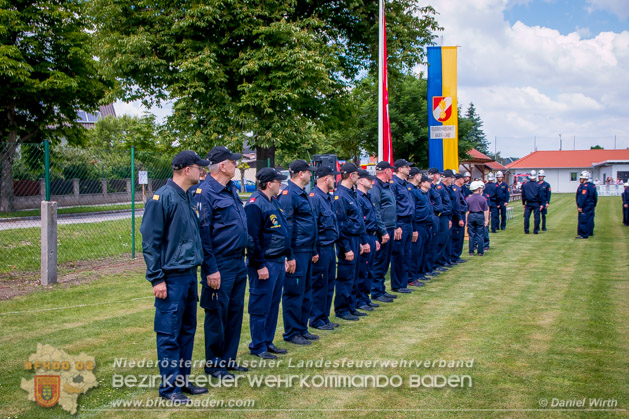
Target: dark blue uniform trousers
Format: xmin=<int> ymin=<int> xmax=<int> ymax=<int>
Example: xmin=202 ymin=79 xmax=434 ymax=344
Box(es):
xmin=201 ymin=257 xmax=246 ymax=373
xmin=371 ymin=227 xmax=394 ymax=299
xmin=335 ymin=236 xmax=360 ymax=316
xmin=578 ymin=209 xmax=595 ymax=238
xmin=310 ymin=245 xmax=336 ymax=328
xmin=436 ymin=215 xmax=449 ymax=266
xmin=410 ymin=224 xmax=429 ymax=280
xmin=155 ymin=270 xmax=198 ymax=397
xmin=391 ymin=220 xmax=412 ymax=290
xmin=540 ymin=207 xmax=548 ymax=229
xmin=282 ymin=251 xmax=313 ymax=341
xmin=524 ymin=204 xmax=541 ymax=233
xmin=444 ymin=217 xmax=453 ymax=264
xmin=248 ymin=260 xmax=285 ymax=355
xmin=467 ymin=213 xmax=485 ymax=255
xmin=356 ymin=234 xmax=377 ymax=307
xmin=499 ymin=205 xmax=508 ymax=229
xmin=424 ymin=216 xmax=439 ymax=273
xmin=451 ymin=219 xmax=466 ymax=262
xmin=490 ymin=205 xmax=499 ymax=232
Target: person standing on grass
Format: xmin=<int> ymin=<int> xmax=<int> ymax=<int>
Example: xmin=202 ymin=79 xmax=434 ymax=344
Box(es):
xmin=141 ymin=150 xmax=210 ymax=404
xmin=576 ymin=171 xmax=597 ymax=239
xmin=622 ymin=182 xmax=629 ymax=226
xmin=244 ymin=168 xmax=290 ymax=360
xmin=194 ymin=146 xmax=249 ymax=379
xmin=450 ymin=173 xmax=468 ymax=264
xmin=521 ymin=172 xmax=543 ymax=235
xmin=391 ymin=159 xmax=416 ymax=294
xmin=483 ymin=173 xmax=499 ymax=233
xmin=495 ymin=171 xmax=510 ymax=230
xmin=537 ymin=170 xmax=551 ymax=231
xmin=308 ymin=166 xmax=341 ymax=331
xmin=465 ymin=181 xmax=489 ymax=256
xmin=278 ymin=159 xmax=319 ymax=345
xmin=408 ymin=169 xmax=432 ymax=285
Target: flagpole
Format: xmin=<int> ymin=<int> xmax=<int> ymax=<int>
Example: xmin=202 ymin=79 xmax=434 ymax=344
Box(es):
xmin=377 ymin=0 xmax=384 ymax=162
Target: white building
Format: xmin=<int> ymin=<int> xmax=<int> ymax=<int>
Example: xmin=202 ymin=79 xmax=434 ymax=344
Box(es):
xmin=506 ymin=149 xmax=629 ymax=194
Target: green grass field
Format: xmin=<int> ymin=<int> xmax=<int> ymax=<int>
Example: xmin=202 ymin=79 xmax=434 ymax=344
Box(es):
xmin=0 ymin=194 xmax=627 ymax=417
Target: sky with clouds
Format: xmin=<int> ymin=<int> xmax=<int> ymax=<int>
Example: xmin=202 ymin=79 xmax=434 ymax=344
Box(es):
xmin=116 ymin=0 xmax=629 ymax=158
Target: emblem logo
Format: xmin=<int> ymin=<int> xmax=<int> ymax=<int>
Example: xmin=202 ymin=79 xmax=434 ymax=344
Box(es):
xmin=35 ymin=375 xmax=60 ymax=408
xmin=432 ymin=96 xmax=453 ymax=122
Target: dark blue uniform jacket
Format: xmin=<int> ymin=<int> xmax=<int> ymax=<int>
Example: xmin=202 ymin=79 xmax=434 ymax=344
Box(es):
xmin=244 ymin=191 xmax=290 ymax=269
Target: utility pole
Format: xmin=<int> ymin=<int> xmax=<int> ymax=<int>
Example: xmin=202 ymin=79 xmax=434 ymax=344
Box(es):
xmin=494 ymin=136 xmax=497 ymax=159
xmin=559 ymin=133 xmax=562 ymax=150
xmin=573 ymin=136 xmax=575 ymax=150
xmin=614 ymin=135 xmax=617 ymax=149
xmin=534 ymin=136 xmax=537 ymax=151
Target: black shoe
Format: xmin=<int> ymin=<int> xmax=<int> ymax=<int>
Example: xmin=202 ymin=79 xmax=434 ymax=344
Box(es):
xmin=469 ymin=253 xmax=475 ymax=256
xmin=181 ymin=385 xmax=208 ymax=395
xmin=575 ymin=235 xmax=588 ymax=239
xmin=312 ymin=323 xmax=335 ymax=330
xmin=358 ymin=305 xmax=374 ymax=311
xmin=254 ymin=351 xmax=277 ymax=359
xmin=533 ymin=231 xmax=539 ymax=234
xmin=456 ymin=259 xmax=467 ymax=263
xmin=392 ymin=288 xmax=412 ymax=294
xmin=408 ymin=281 xmax=424 ymax=287
xmin=267 ymin=344 xmax=288 ymax=354
xmin=286 ymin=335 xmax=311 ymax=345
xmin=491 ymin=230 xmax=497 ymax=233
xmin=337 ymin=313 xmax=359 ymax=321
xmin=435 ymin=267 xmax=448 ymax=272
xmin=327 ymin=322 xmax=340 ymax=328
xmin=301 ymin=332 xmax=320 ymax=340
xmin=374 ymin=296 xmax=393 ymax=303
xmin=227 ymin=365 xmax=248 ymax=372
xmin=477 ymin=253 xmax=484 ymax=256
xmin=350 ymin=310 xmax=368 ymax=316
xmin=210 ymin=370 xmax=234 ymax=379
xmin=484 ymin=247 xmax=490 ymax=250
xmin=368 ymin=302 xmax=380 ymax=308
xmin=383 ymin=292 xmax=397 ymax=299
xmin=160 ymin=392 xmax=191 ymax=404
xmin=524 ymin=231 xmax=529 ymax=234
xmin=542 ymin=228 xmax=547 ymax=231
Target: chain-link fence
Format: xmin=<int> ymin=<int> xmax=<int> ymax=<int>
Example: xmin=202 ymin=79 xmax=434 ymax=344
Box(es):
xmin=0 ymin=141 xmax=172 ymax=278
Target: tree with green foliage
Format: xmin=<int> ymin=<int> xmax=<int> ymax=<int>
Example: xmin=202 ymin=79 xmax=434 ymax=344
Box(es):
xmin=459 ymin=102 xmax=489 ymax=155
xmin=90 ymin=0 xmax=441 ymax=169
xmin=0 ymin=0 xmax=110 ymax=211
xmin=590 ymin=145 xmax=604 ymax=150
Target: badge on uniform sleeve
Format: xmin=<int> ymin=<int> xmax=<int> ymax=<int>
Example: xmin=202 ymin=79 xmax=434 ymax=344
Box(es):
xmin=582 ymin=190 xmax=587 ymax=194
xmin=334 ymin=196 xmax=339 ymax=200
xmin=408 ymin=187 xmax=411 ymax=190
xmin=196 ymin=188 xmax=202 ymax=194
xmin=282 ymin=190 xmax=288 ymax=195
xmin=153 ymin=194 xmax=160 ymax=201
xmin=309 ymin=192 xmax=315 ymax=197
xmin=437 ymin=185 xmax=442 ymax=189
xmin=249 ymin=197 xmax=256 ymax=203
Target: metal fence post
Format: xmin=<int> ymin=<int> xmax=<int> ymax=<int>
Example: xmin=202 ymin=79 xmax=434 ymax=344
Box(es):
xmin=131 ymin=146 xmax=136 ymax=259
xmin=41 ymin=201 xmax=57 ymax=285
xmin=44 ymin=140 xmax=50 ymax=201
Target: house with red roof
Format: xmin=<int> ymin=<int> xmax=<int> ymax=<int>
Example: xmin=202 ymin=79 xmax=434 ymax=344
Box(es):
xmin=459 ymin=148 xmax=508 ymax=182
xmin=506 ymin=149 xmax=629 ymax=194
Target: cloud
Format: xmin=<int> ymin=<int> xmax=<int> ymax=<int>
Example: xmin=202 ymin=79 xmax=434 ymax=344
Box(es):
xmin=113 ymin=99 xmax=173 ymax=123
xmin=586 ymin=0 xmax=629 ymax=20
xmin=424 ymin=0 xmax=629 ymax=156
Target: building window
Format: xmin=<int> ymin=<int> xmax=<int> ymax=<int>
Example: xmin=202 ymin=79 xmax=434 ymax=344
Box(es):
xmin=570 ymin=172 xmax=577 ymax=181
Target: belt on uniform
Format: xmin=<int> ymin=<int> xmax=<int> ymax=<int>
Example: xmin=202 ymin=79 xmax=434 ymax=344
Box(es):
xmin=470 ymin=211 xmax=483 ymax=214
xmin=165 ymin=267 xmax=197 ymax=276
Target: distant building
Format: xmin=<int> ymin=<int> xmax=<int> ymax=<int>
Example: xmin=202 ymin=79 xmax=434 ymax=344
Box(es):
xmin=459 ymin=148 xmax=508 ymax=182
xmin=76 ymin=104 xmax=116 ymax=129
xmin=506 ymin=149 xmax=629 ymax=194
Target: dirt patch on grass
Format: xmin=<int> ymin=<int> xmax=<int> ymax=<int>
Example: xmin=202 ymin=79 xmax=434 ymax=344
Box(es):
xmin=0 ymin=257 xmax=144 ymax=301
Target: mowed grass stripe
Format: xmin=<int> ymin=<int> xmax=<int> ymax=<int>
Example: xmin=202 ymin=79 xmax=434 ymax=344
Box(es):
xmin=0 ymin=195 xmax=627 ymax=417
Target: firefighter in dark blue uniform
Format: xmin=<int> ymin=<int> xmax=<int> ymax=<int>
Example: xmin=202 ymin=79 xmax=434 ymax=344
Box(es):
xmin=496 ymin=171 xmax=510 ymax=230
xmin=278 ymin=159 xmax=319 ymax=345
xmin=141 ymin=150 xmax=209 ymax=403
xmin=622 ymin=182 xmax=629 ymax=226
xmin=462 ymin=172 xmax=472 ymax=198
xmin=428 ymin=168 xmax=452 ymax=270
xmin=484 ymin=173 xmax=499 ymax=233
xmin=391 ymin=159 xmax=416 ymax=294
xmin=370 ymin=161 xmax=396 ymax=303
xmin=442 ymin=169 xmax=458 ymax=266
xmin=355 ymin=169 xmax=380 ymax=310
xmin=309 ymin=166 xmax=340 ymax=330
xmin=408 ymin=168 xmax=432 ymax=286
xmin=245 ymin=168 xmax=290 ymax=360
xmin=424 ymin=173 xmax=443 ymax=277
xmin=334 ymin=162 xmax=368 ymax=320
xmin=537 ymin=170 xmax=551 ymax=231
xmin=521 ymin=172 xmax=543 ymax=234
xmin=451 ymin=173 xmax=468 ymax=264
xmin=576 ymin=171 xmax=597 ymax=239
xmin=194 ymin=146 xmax=249 ymax=379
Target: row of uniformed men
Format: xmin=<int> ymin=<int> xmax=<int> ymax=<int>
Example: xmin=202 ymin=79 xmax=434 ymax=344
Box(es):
xmin=141 ymin=147 xmax=486 ymax=403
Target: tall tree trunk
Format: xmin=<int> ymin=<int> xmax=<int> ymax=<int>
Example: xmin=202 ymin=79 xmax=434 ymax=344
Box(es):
xmin=255 ymin=144 xmax=275 ymax=171
xmin=0 ymin=132 xmax=18 ymax=212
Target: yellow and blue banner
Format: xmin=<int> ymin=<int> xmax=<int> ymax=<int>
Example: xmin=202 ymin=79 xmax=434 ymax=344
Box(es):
xmin=427 ymin=46 xmax=458 ymax=171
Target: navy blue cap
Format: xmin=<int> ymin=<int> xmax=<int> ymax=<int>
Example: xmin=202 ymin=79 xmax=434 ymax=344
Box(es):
xmin=442 ymin=169 xmax=455 ymax=178
xmin=257 ymin=168 xmax=287 ymax=183
xmin=454 ymin=173 xmax=465 ymax=180
xmin=427 ymin=167 xmax=440 ymax=175
xmin=206 ymin=146 xmax=242 ymax=164
xmin=393 ymin=159 xmax=414 ymax=169
xmin=315 ymin=166 xmax=340 ymax=177
xmin=409 ymin=167 xmax=421 ymax=177
xmin=340 ymin=162 xmax=359 ymax=174
xmin=172 ymin=150 xmax=210 ymax=170
xmin=376 ymin=161 xmax=393 ymax=171
xmin=289 ymin=159 xmax=312 ymax=174
xmin=358 ymin=169 xmax=375 ymax=180
xmin=420 ymin=175 xmax=432 ymax=183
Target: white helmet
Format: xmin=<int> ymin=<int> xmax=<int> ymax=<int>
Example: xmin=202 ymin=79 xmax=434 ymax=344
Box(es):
xmin=529 ymin=169 xmax=537 ymax=180
xmin=487 ymin=173 xmax=495 ymax=181
xmin=538 ymin=169 xmax=545 ymax=177
xmin=470 ymin=181 xmax=483 ymax=191
xmin=496 ymin=171 xmax=504 ymax=178
xmin=464 ymin=171 xmax=471 ymax=177
xmin=579 ymin=170 xmax=590 ymax=179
